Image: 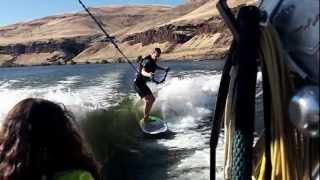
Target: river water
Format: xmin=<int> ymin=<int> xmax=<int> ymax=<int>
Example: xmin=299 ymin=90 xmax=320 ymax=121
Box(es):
xmin=0 ymin=61 xmax=228 ymax=179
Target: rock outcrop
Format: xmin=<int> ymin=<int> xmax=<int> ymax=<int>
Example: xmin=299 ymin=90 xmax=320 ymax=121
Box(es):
xmin=0 ymin=36 xmax=99 ymax=66
xmin=122 ymin=24 xmax=194 ymax=46
xmin=186 ymin=0 xmax=209 ymax=4
xmin=122 ymin=14 xmax=229 ymax=47
xmin=0 ymin=38 xmax=87 ymax=56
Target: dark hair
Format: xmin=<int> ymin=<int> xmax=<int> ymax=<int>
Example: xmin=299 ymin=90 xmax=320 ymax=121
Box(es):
xmin=136 ymin=55 xmax=143 ymax=62
xmin=0 ymin=98 xmax=101 ymax=180
xmin=154 ymin=48 xmax=161 ymax=55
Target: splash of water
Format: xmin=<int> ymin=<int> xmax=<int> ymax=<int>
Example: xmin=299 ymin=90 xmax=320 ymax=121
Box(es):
xmin=0 ymin=73 xmax=122 ymax=123
xmin=148 ymin=73 xmax=223 ymax=179
xmin=1 ymin=68 xmax=225 ymax=179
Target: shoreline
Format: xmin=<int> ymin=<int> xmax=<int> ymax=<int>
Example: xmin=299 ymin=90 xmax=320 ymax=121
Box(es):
xmin=0 ymin=57 xmax=225 ymax=69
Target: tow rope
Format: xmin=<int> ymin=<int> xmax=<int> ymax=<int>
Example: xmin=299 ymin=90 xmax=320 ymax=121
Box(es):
xmin=78 ymin=0 xmax=138 ymax=73
xmin=79 ymin=0 xmax=169 ymax=84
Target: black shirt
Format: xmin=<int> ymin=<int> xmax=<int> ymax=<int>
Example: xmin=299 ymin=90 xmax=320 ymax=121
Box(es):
xmin=135 ymin=55 xmax=157 ymax=83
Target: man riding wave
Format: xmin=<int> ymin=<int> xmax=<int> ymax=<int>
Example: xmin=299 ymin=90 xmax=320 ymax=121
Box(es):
xmin=134 ymin=48 xmax=169 ymax=123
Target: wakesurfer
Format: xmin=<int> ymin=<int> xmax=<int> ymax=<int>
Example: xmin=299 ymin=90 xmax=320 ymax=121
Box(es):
xmin=134 ymin=48 xmax=169 ymax=123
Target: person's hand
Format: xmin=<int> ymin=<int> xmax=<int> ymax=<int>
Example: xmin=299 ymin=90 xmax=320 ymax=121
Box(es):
xmin=165 ymin=67 xmax=170 ymax=72
xmin=151 ymin=73 xmax=159 ymax=84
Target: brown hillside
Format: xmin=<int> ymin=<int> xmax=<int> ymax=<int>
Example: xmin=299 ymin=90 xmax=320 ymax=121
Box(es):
xmin=0 ymin=6 xmax=172 ymax=45
xmin=0 ymin=1 xmax=207 ymax=45
xmin=0 ymin=0 xmax=256 ymax=66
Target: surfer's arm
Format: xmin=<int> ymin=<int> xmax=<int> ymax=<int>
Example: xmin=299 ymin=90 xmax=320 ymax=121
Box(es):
xmin=141 ymin=68 xmax=153 ymax=78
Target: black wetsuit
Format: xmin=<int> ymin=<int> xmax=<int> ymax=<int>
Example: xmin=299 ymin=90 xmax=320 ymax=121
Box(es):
xmin=134 ymin=55 xmax=158 ymax=98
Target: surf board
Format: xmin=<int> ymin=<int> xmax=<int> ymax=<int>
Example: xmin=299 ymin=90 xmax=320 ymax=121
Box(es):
xmin=139 ymin=116 xmax=168 ymax=134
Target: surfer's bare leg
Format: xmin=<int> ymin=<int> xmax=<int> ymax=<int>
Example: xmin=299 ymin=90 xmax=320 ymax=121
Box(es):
xmin=143 ymin=95 xmax=155 ymax=122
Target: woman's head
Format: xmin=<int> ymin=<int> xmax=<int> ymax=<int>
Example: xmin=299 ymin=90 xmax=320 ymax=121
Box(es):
xmin=0 ymin=98 xmax=100 ymax=180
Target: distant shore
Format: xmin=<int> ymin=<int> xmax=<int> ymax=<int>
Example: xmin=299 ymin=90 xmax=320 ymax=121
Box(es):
xmin=0 ymin=55 xmax=225 ymax=69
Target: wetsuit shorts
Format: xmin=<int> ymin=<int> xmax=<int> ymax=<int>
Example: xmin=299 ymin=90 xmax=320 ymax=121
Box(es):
xmin=134 ymin=55 xmax=157 ymax=98
xmin=134 ymin=80 xmax=152 ymax=98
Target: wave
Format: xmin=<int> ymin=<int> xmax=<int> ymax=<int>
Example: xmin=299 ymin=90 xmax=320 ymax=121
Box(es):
xmin=80 ymin=98 xmax=140 ymax=162
xmin=0 ymin=69 xmax=225 ymax=179
xmin=0 ymin=72 xmax=122 ymax=123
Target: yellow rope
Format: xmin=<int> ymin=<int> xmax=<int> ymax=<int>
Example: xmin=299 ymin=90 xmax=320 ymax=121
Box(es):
xmin=253 ymin=25 xmax=303 ymax=180
xmin=223 ymin=24 xmax=319 ymax=180
xmin=223 ymin=66 xmax=238 ymax=180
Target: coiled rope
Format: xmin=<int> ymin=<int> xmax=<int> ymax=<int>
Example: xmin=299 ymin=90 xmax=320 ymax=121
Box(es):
xmin=252 ymin=25 xmax=307 ymax=180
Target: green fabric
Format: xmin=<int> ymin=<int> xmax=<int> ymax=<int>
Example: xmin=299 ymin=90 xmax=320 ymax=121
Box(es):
xmin=54 ymin=170 xmax=94 ymax=180
xmin=149 ymin=116 xmax=161 ymax=122
xmin=140 ymin=116 xmax=161 ymax=124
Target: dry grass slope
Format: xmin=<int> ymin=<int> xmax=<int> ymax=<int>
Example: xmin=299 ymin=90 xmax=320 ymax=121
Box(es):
xmin=0 ymin=0 xmax=256 ymax=65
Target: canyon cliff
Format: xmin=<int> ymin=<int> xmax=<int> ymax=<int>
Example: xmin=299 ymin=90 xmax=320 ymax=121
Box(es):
xmin=0 ymin=0 xmax=255 ymax=66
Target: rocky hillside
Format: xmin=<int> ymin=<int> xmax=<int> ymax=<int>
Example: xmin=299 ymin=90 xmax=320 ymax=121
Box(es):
xmin=0 ymin=0 xmax=255 ymax=66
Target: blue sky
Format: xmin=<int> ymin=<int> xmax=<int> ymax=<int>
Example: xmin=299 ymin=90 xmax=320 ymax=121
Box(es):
xmin=0 ymin=0 xmax=184 ymax=27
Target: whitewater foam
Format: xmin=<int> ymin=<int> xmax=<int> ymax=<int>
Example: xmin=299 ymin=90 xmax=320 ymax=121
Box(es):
xmin=0 ymin=73 xmax=122 ymax=123
xmin=1 ymin=66 xmax=228 ymax=179
xmin=144 ymin=72 xmax=224 ymax=179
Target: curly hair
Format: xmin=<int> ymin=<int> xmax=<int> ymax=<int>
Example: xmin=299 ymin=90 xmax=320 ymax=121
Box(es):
xmin=0 ymin=98 xmax=101 ymax=180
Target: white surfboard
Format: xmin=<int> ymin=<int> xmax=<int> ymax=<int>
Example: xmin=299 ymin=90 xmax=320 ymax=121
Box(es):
xmin=139 ymin=116 xmax=168 ymax=134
